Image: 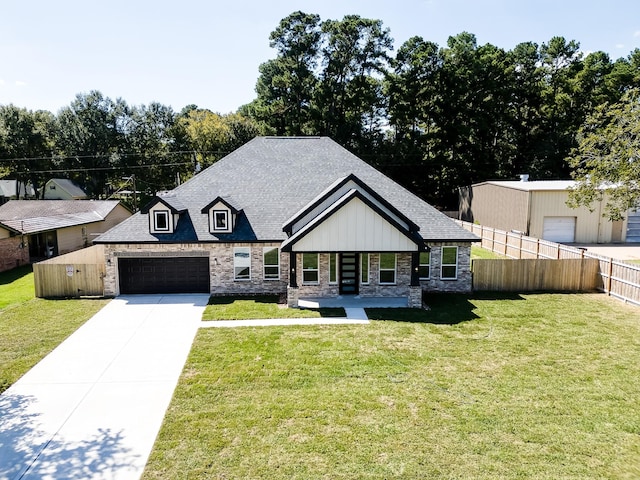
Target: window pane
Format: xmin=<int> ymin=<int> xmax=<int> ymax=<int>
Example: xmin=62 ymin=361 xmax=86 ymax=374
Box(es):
xmin=380 ymin=270 xmax=396 ymax=284
xmin=234 ymin=247 xmax=250 ymax=280
xmin=303 ymin=253 xmax=318 ymax=269
xmin=235 ymin=267 xmax=250 ymax=279
xmin=214 ymin=211 xmax=227 ymax=229
xmin=155 ymin=211 xmax=168 ymax=230
xmin=419 ymin=252 xmax=430 ymax=265
xmin=329 ymin=254 xmax=337 ymax=283
xmin=361 ymin=254 xmax=369 ymax=283
xmin=418 ymin=265 xmax=430 ymax=279
xmin=442 ymin=265 xmax=457 ymax=279
xmin=303 ymin=271 xmax=318 ymax=283
xmin=263 ymin=248 xmax=278 ymax=265
xmin=264 ymin=266 xmax=279 ymax=278
xmin=379 ymin=253 xmax=395 ymax=269
xmin=442 ymin=247 xmax=457 ymax=265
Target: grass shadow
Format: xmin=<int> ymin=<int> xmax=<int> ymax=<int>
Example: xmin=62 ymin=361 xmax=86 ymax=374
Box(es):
xmin=367 ymin=292 xmax=525 ymax=325
xmin=204 ymin=295 xmax=345 ymax=320
xmin=0 ymin=264 xmax=32 ymax=286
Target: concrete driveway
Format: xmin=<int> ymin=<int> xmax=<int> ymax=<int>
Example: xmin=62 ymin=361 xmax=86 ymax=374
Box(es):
xmin=573 ymin=244 xmax=640 ymax=261
xmin=0 ymin=294 xmax=209 ymax=480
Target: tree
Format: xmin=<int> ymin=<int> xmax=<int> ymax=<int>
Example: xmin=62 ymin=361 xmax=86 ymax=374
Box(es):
xmin=250 ymin=11 xmax=321 ymax=135
xmin=55 ymin=91 xmax=128 ymax=197
xmin=0 ymin=105 xmax=56 ymax=198
xmin=567 ymin=88 xmax=640 ymax=220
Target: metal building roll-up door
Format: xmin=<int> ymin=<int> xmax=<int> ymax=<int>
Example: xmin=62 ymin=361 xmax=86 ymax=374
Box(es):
xmin=626 ymin=210 xmax=640 ymax=242
xmin=118 ymin=257 xmax=210 ymax=294
xmin=542 ymin=217 xmax=576 ymax=243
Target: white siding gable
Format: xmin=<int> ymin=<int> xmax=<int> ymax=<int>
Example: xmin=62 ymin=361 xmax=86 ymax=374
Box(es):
xmin=291 ymin=179 xmax=410 ymax=235
xmin=291 ymin=197 xmax=418 ymax=252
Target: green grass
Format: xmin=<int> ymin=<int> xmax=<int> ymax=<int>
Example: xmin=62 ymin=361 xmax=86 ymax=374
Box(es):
xmin=471 ymin=245 xmax=506 ymax=259
xmin=143 ymin=292 xmax=640 ymax=479
xmin=0 ymin=265 xmax=109 ymax=393
xmin=203 ymin=295 xmax=345 ymax=320
xmin=0 ymin=264 xmax=35 ymax=310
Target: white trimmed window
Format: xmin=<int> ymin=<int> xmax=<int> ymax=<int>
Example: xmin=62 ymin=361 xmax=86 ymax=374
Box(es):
xmin=154 ymin=211 xmax=169 ymax=231
xmin=419 ymin=251 xmax=431 ymax=280
xmin=379 ymin=253 xmax=396 ymax=285
xmin=263 ymin=247 xmax=280 ymax=280
xmin=361 ymin=253 xmax=369 ymax=284
xmin=213 ymin=211 xmax=228 ymax=231
xmin=329 ymin=254 xmax=338 ymax=284
xmin=302 ymin=253 xmax=319 ymax=284
xmin=441 ymin=246 xmax=458 ymax=280
xmin=234 ymin=247 xmax=251 ymax=280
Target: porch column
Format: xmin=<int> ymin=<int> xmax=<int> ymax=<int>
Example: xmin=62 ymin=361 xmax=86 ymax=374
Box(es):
xmin=411 ymin=252 xmax=420 ymax=287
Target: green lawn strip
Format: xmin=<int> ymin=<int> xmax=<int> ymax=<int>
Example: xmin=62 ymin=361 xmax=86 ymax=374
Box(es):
xmin=143 ymin=293 xmax=640 ymax=479
xmin=471 ymin=245 xmax=506 ymax=259
xmin=0 ymin=298 xmax=109 ymax=393
xmin=0 ymin=265 xmax=35 ymax=310
xmin=203 ymin=295 xmax=345 ymax=320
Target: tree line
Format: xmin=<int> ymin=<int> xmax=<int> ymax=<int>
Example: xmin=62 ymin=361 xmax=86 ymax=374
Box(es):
xmin=2 ymin=11 xmax=640 ymax=210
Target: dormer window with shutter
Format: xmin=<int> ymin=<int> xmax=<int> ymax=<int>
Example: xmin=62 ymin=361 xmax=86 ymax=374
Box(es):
xmin=201 ymin=197 xmax=237 ymax=234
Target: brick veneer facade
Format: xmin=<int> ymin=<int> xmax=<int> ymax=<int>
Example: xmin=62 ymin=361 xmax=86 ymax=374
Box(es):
xmin=0 ymin=237 xmax=29 ymax=272
xmin=102 ymin=242 xmax=472 ymax=302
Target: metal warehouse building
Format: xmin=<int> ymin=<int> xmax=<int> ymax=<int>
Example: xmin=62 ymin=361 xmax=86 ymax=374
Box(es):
xmin=459 ymin=178 xmax=640 ymax=244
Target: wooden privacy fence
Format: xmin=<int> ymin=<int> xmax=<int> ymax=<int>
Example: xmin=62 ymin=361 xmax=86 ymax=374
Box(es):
xmin=472 ymin=258 xmax=599 ymax=292
xmin=457 ymin=220 xmax=640 ymax=305
xmin=33 ymin=245 xmax=105 ymax=298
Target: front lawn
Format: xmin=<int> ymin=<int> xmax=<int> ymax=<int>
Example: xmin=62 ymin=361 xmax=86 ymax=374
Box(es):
xmin=0 ymin=264 xmax=35 ymax=310
xmin=0 ymin=265 xmax=109 ymax=393
xmin=143 ymin=292 xmax=640 ymax=479
xmin=203 ymin=295 xmax=345 ymax=320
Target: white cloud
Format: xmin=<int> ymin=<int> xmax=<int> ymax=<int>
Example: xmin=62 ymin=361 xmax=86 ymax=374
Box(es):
xmin=15 ymin=80 xmax=27 ymax=87
xmin=616 ymin=43 xmax=625 ymax=49
xmin=0 ymin=78 xmax=5 ymax=87
xmin=634 ymin=30 xmax=640 ymax=37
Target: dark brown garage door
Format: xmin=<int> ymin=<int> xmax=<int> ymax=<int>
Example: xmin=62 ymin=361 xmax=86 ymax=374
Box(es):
xmin=118 ymin=257 xmax=210 ymax=294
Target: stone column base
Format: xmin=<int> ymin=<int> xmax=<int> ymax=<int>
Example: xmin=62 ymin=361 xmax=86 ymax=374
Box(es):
xmin=287 ymin=286 xmax=299 ymax=308
xmin=408 ymin=286 xmax=423 ymax=308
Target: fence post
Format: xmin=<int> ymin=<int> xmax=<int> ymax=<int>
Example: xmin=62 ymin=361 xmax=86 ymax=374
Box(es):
xmin=535 ymin=238 xmax=540 ymax=259
xmin=607 ymin=258 xmax=613 ymax=295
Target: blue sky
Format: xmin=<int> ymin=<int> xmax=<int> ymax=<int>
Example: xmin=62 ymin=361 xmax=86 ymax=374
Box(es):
xmin=1 ymin=0 xmax=639 ymax=115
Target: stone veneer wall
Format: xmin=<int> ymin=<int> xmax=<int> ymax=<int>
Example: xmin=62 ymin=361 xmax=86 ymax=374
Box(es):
xmin=103 ymin=242 xmax=289 ymax=297
xmin=419 ymin=243 xmax=472 ymax=293
xmin=0 ymin=237 xmax=29 ymax=272
xmin=103 ymin=242 xmax=473 ymax=298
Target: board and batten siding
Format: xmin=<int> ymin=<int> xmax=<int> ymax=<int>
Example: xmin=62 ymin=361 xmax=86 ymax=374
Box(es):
xmin=291 ymin=179 xmax=409 ymax=235
xmin=291 ymin=197 xmax=417 ymax=252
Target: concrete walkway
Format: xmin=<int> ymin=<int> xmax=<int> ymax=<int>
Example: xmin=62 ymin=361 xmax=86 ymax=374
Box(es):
xmin=0 ymin=294 xmax=209 ymax=480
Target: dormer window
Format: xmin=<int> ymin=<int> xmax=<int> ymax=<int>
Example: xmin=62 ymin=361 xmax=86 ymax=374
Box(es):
xmin=154 ymin=211 xmax=170 ymax=231
xmin=141 ymin=194 xmax=187 ymax=235
xmin=213 ymin=210 xmax=228 ymax=231
xmin=202 ymin=197 xmax=238 ymax=234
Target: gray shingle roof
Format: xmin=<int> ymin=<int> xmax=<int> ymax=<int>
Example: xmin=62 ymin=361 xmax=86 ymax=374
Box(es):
xmin=96 ymin=137 xmax=477 ymax=243
xmin=0 ymin=200 xmax=122 ymax=234
xmin=45 ymin=179 xmax=87 ymax=198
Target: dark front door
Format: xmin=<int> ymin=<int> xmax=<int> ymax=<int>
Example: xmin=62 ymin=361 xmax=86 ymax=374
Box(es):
xmin=339 ymin=253 xmax=358 ymax=295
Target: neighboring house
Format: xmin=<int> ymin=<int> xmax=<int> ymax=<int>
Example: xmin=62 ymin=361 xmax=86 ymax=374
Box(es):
xmin=0 ymin=179 xmax=35 ymax=204
xmin=43 ymin=178 xmax=88 ymax=200
xmin=95 ymin=136 xmax=478 ymax=307
xmin=459 ymin=178 xmax=639 ymax=243
xmin=0 ymin=200 xmax=131 ymax=270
